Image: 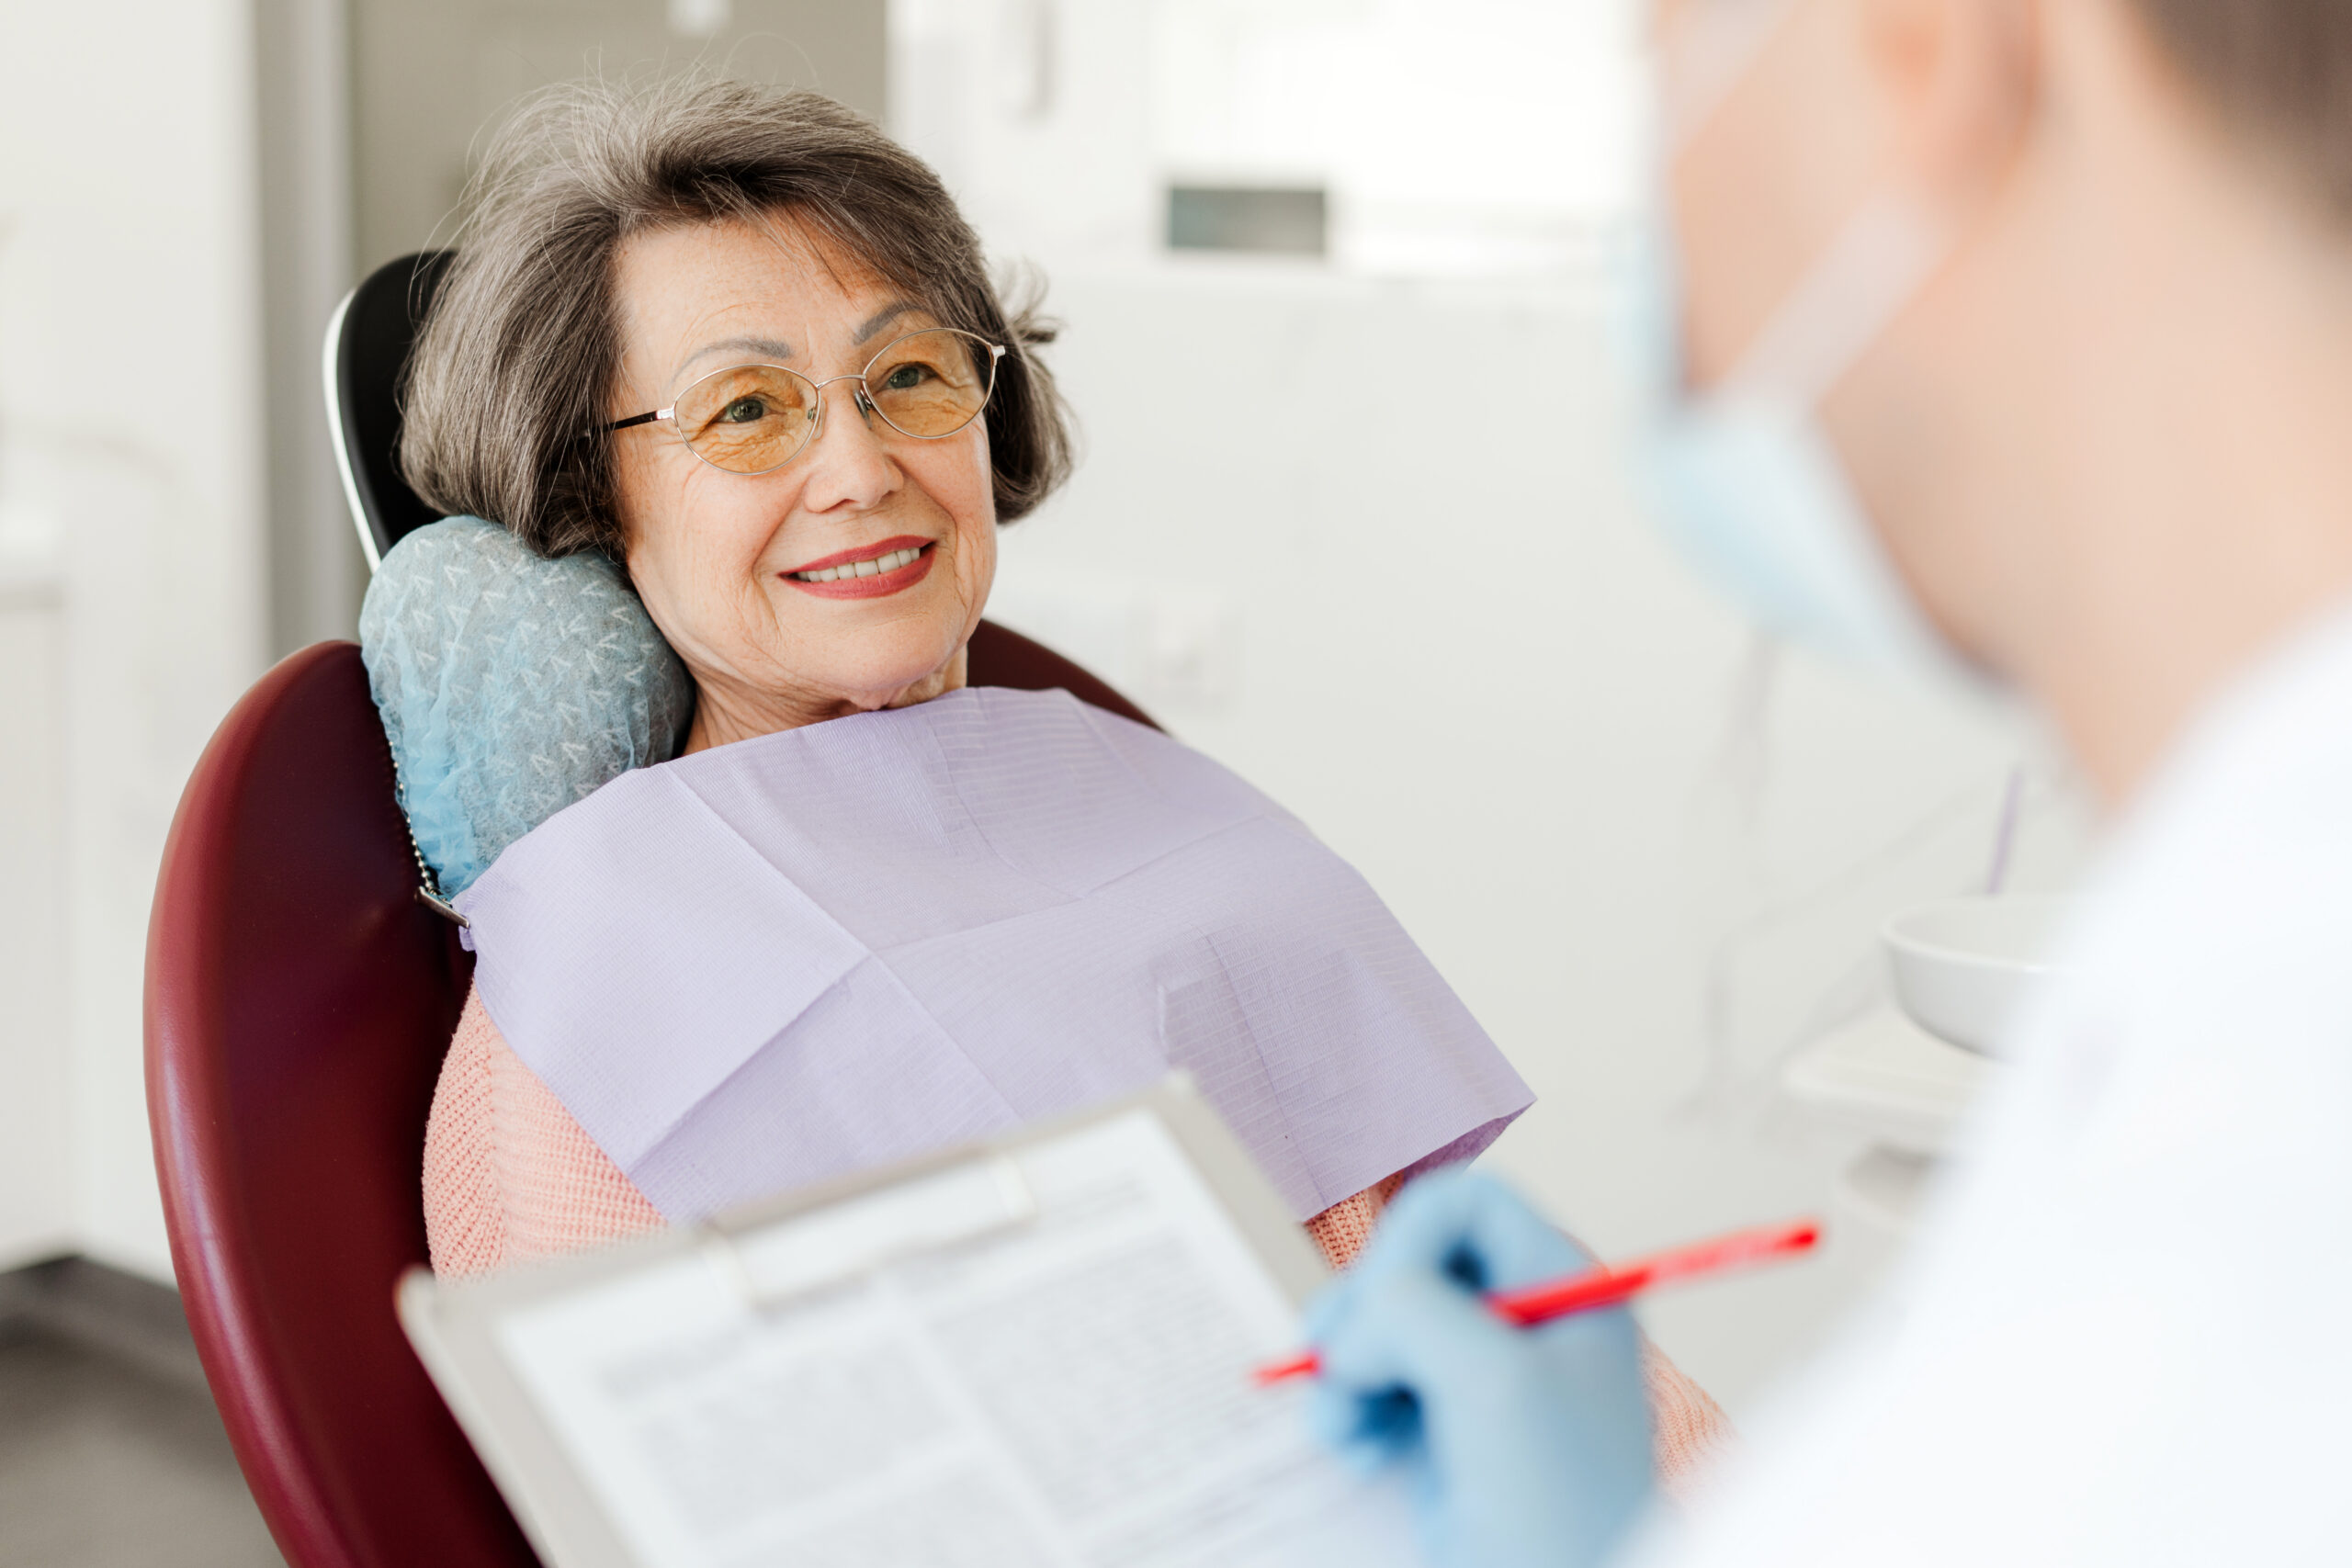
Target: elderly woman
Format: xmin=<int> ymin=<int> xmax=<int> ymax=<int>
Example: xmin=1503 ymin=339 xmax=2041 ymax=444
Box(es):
xmin=370 ymin=76 xmax=1724 ymax=1479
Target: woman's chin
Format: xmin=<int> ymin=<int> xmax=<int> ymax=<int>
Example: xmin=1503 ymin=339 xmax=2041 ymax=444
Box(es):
xmin=799 ymin=644 xmax=966 ymax=714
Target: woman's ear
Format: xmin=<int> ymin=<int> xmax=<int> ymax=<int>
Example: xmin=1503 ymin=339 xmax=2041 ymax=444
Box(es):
xmin=1859 ymin=0 xmax=2042 ymax=201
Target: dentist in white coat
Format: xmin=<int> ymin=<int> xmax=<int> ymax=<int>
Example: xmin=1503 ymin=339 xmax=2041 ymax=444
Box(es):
xmin=1303 ymin=0 xmax=2352 ymax=1562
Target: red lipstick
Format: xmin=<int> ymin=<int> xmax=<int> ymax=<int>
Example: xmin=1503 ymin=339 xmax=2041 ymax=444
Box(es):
xmin=778 ymin=536 xmax=937 ymax=601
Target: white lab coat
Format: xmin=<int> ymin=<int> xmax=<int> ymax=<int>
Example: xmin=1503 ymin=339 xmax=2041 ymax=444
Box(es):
xmin=1636 ymin=606 xmax=2352 ymax=1565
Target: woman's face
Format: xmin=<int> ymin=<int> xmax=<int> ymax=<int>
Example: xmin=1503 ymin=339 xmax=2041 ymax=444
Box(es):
xmin=608 ymin=215 xmax=998 ymax=748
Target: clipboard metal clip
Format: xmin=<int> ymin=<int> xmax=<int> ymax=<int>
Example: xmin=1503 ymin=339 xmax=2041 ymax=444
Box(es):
xmin=699 ymin=1154 xmax=1040 ymax=1313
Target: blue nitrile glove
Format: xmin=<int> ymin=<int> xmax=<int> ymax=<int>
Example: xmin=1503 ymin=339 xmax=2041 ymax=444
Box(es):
xmin=1304 ymin=1171 xmax=1655 ymax=1568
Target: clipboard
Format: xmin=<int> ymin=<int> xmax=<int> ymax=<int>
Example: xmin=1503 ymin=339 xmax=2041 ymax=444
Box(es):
xmin=398 ymin=1077 xmax=1419 ymax=1568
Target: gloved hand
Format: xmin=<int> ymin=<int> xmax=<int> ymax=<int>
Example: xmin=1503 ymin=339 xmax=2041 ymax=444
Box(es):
xmin=1305 ymin=1171 xmax=1654 ymax=1568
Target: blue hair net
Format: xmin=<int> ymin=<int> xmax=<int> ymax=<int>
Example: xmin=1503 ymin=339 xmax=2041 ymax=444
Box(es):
xmin=359 ymin=515 xmax=695 ymax=897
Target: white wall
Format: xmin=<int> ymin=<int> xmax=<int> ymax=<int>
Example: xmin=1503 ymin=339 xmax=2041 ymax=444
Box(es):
xmin=904 ymin=2 xmax=2098 ymax=1414
xmin=0 ymin=0 xmax=271 ymax=1279
xmin=0 ymin=554 xmax=70 ymax=1267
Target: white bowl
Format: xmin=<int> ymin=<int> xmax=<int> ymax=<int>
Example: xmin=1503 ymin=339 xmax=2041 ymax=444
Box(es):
xmin=1883 ymin=895 xmax=2076 ymax=1058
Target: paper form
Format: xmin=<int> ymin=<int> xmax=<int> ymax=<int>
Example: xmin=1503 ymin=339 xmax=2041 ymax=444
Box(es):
xmin=491 ymin=1109 xmax=1421 ymax=1568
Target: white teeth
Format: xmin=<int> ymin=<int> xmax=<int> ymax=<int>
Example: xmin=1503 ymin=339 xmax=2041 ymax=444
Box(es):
xmin=794 ymin=546 xmax=923 ymax=582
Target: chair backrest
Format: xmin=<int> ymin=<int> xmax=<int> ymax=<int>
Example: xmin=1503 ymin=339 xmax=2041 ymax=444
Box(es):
xmin=328 ymin=251 xmax=456 ymax=569
xmin=146 ymin=641 xmax=531 ymax=1568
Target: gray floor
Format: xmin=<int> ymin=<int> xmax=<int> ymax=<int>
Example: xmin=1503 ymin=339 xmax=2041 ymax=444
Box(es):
xmin=0 ymin=1265 xmax=281 ymax=1568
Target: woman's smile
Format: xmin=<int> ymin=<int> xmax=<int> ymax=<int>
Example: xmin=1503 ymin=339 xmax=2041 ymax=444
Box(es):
xmin=777 ymin=535 xmax=938 ymax=599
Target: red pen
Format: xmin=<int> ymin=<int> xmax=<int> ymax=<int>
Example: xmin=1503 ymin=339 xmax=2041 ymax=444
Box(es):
xmin=1254 ymin=1216 xmax=1822 ymax=1386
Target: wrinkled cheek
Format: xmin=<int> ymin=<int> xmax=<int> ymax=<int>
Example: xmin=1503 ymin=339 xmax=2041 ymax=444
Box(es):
xmin=961 ymin=521 xmax=999 ymax=618
xmin=734 ymin=576 xmax=799 ymax=666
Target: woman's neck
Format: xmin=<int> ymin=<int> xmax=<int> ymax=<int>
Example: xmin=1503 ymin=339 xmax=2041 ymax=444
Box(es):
xmin=682 ymin=647 xmax=969 ymax=754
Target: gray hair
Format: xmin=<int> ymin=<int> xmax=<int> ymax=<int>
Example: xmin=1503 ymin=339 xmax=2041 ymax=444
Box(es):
xmin=400 ymin=75 xmax=1075 ymax=558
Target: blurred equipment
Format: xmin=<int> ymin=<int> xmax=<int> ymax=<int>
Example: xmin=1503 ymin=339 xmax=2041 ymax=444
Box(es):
xmin=1782 ymin=1008 xmax=1989 ymax=1235
xmin=1166 ymin=186 xmax=1329 ymax=256
xmin=1883 ymin=894 xmax=2075 ymax=1059
xmin=1783 ymin=1010 xmax=1989 ymax=1161
xmin=1781 ymin=891 xmax=2073 ymax=1235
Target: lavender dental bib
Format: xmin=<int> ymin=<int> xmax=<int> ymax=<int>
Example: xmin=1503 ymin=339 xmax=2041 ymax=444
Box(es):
xmin=457 ymin=686 xmax=1531 ymax=1222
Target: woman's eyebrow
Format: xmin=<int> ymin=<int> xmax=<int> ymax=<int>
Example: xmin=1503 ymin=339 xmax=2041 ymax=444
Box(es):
xmin=852 ymin=300 xmax=928 ymax=345
xmin=672 ymin=334 xmax=798 ymax=382
xmin=669 ymin=307 xmax=926 ymax=384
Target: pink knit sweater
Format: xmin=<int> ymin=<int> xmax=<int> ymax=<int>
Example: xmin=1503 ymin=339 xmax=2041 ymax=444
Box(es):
xmin=423 ymin=982 xmax=1731 ymax=1488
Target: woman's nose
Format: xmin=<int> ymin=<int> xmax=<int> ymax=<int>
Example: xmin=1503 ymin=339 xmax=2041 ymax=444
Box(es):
xmin=797 ymin=382 xmax=902 ymax=513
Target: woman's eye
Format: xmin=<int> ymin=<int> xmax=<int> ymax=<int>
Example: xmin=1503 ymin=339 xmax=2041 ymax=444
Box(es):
xmin=719 ymin=396 xmax=767 ymax=423
xmin=881 ymin=365 xmax=933 ymax=391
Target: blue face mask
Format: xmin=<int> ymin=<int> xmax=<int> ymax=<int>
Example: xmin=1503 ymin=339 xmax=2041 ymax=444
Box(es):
xmin=1623 ymin=21 xmax=1983 ymax=687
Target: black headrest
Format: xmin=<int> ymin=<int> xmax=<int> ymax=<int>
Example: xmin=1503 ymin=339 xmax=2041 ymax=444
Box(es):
xmin=328 ymin=251 xmax=457 ymax=569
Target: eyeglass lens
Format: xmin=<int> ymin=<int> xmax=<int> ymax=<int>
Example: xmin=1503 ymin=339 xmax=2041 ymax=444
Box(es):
xmin=669 ymin=328 xmax=997 ymax=474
